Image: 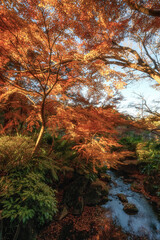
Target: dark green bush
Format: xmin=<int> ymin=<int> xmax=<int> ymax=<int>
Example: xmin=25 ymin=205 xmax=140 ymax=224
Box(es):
xmin=42 ymin=131 xmax=53 ymax=145
xmin=0 ymin=159 xmax=58 ymax=239
xmin=0 ymin=135 xmax=58 ymax=240
xmin=50 ymin=135 xmax=99 ymax=179
xmin=52 ymin=135 xmax=78 ymax=168
xmin=137 ymin=141 xmax=160 ymax=175
xmin=0 ymin=171 xmax=57 ymax=225
xmin=119 ymin=135 xmax=143 ymax=151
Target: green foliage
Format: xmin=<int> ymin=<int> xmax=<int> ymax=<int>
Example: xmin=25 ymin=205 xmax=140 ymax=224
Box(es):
xmin=51 ymin=135 xmax=99 ymax=179
xmin=0 ymin=171 xmax=57 ymax=226
xmin=119 ymin=135 xmax=143 ymax=151
xmin=42 ymin=131 xmax=53 ymax=145
xmin=137 ymin=141 xmax=160 ymax=175
xmin=52 ymin=135 xmax=78 ymax=168
xmin=0 ymin=135 xmax=58 ymax=239
xmin=96 ymin=165 xmax=108 ymax=174
xmin=34 ymin=150 xmax=60 ymax=182
xmin=0 ymin=135 xmax=35 ymax=172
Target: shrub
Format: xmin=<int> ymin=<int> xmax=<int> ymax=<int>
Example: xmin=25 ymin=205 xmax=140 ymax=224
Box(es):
xmin=119 ymin=135 xmax=143 ymax=152
xmin=42 ymin=131 xmax=53 ymax=145
xmin=0 ymin=135 xmax=35 ymax=172
xmin=48 ymin=134 xmax=99 ymax=180
xmin=136 ymin=141 xmax=160 ymax=175
xmin=51 ymin=135 xmax=78 ymax=169
xmin=0 ymin=171 xmax=57 ymax=226
xmin=0 ymin=135 xmax=58 ymax=239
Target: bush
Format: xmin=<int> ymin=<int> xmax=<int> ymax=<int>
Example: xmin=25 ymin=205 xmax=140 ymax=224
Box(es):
xmin=51 ymin=135 xmax=78 ymax=169
xmin=0 ymin=135 xmax=58 ymax=239
xmin=0 ymin=135 xmax=35 ymax=172
xmin=42 ymin=131 xmax=53 ymax=145
xmin=119 ymin=135 xmax=143 ymax=152
xmin=136 ymin=141 xmax=160 ymax=175
xmin=0 ymin=171 xmax=57 ymax=226
xmin=52 ymin=135 xmax=99 ymax=178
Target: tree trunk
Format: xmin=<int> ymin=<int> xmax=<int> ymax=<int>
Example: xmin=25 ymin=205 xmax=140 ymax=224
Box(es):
xmin=32 ymin=124 xmax=45 ymax=155
xmin=32 ymin=97 xmax=46 ymax=155
xmin=150 ymin=73 xmax=160 ymax=85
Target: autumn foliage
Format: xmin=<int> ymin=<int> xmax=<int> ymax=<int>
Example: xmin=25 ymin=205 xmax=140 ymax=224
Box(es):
xmin=1 ymin=1 xmax=160 ymax=240
xmin=0 ymin=0 xmax=159 ymax=165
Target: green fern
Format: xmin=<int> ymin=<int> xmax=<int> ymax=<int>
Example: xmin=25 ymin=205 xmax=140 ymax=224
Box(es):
xmin=0 ymin=171 xmax=57 ymax=226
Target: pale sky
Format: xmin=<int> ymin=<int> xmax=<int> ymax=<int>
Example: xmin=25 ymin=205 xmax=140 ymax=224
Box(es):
xmin=118 ymin=79 xmax=160 ymax=117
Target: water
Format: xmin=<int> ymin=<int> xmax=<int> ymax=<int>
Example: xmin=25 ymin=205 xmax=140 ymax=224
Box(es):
xmin=103 ymin=170 xmax=160 ymax=240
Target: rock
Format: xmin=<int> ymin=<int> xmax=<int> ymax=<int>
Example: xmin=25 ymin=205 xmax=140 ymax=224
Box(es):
xmin=63 ymin=176 xmax=109 ymax=213
xmin=72 ymin=196 xmax=84 ymax=215
xmin=100 ymin=196 xmax=109 ymax=204
xmin=124 ymin=178 xmax=134 ymax=183
xmin=131 ymin=182 xmax=142 ymax=192
xmin=100 ymin=173 xmax=111 ymax=183
xmin=85 ymin=179 xmax=109 ymax=206
xmin=59 ymin=205 xmax=69 ymax=220
xmin=116 ymin=159 xmax=138 ymax=175
xmin=63 ymin=175 xmax=89 ymax=215
xmin=117 ymin=193 xmax=128 ymax=203
xmin=112 ymin=181 xmax=118 ymax=187
xmin=123 ymin=203 xmax=138 ymax=215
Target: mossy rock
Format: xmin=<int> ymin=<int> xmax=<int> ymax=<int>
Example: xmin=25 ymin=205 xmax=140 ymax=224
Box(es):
xmin=72 ymin=196 xmax=84 ymax=215
xmin=100 ymin=196 xmax=109 ymax=205
xmin=85 ymin=179 xmax=109 ymax=206
xmin=131 ymin=182 xmax=142 ymax=192
xmin=63 ymin=175 xmax=89 ymax=215
xmin=100 ymin=173 xmax=111 ymax=183
xmin=117 ymin=193 xmax=128 ymax=203
xmin=123 ymin=203 xmax=138 ymax=215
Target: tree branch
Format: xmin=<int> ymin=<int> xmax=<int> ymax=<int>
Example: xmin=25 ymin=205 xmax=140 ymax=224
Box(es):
xmin=142 ymin=41 xmax=159 ymax=70
xmin=126 ymin=0 xmax=160 ymax=17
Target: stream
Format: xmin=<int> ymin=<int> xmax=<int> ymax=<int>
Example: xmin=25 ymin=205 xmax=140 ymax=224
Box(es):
xmin=103 ymin=170 xmax=160 ymax=240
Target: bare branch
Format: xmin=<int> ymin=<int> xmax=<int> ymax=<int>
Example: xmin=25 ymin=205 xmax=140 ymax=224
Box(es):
xmin=142 ymin=41 xmax=159 ymax=70
xmin=125 ymin=0 xmax=160 ymax=17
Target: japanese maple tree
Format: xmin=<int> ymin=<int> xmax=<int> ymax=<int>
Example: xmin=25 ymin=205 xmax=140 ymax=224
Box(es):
xmin=1 ymin=0 xmax=156 ymax=168
xmin=42 ymin=0 xmax=160 ymax=84
xmin=0 ymin=1 xmax=85 ymax=152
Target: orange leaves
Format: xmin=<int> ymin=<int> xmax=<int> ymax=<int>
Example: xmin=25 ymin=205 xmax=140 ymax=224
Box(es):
xmin=0 ymin=0 xmax=141 ymax=159
xmin=46 ymin=103 xmax=130 ymax=169
xmin=113 ymin=80 xmax=127 ymax=90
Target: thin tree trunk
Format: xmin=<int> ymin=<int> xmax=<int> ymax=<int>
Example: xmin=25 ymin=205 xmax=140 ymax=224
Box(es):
xmin=32 ymin=97 xmax=46 ymax=155
xmin=150 ymin=73 xmax=160 ymax=85
xmin=32 ymin=124 xmax=45 ymax=155
xmin=13 ymin=224 xmax=20 ymax=240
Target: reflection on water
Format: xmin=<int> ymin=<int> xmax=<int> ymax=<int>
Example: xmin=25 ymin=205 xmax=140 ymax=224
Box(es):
xmin=103 ymin=170 xmax=160 ymax=240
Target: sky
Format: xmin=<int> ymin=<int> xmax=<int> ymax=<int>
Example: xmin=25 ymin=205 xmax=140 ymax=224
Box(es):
xmin=116 ymin=34 xmax=159 ymax=117
xmin=118 ymin=78 xmax=160 ymax=117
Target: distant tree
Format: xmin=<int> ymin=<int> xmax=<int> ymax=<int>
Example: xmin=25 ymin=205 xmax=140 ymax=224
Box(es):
xmin=136 ymin=95 xmax=160 ymax=137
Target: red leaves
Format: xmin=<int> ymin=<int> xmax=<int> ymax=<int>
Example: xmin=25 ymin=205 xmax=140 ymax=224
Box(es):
xmin=47 ymin=104 xmax=131 ymax=169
